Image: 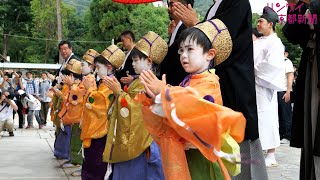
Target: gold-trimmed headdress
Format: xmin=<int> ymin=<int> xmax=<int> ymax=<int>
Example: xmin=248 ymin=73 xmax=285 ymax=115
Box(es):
xmin=194 ymin=19 xmax=232 ymax=66
xmin=134 ymin=31 xmax=168 ymax=64
xmin=65 ymin=59 xmax=82 ymax=75
xmin=83 ymin=49 xmax=99 ymax=65
xmin=101 ymin=44 xmax=125 ymax=69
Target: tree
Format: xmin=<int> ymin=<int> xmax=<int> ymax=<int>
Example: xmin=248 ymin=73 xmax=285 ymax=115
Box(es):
xmin=88 ymin=0 xmax=170 ymax=48
xmin=89 ymin=0 xmax=136 ymax=42
xmin=0 ymin=0 xmax=32 ymax=57
xmin=29 ymin=0 xmax=81 ymax=63
xmin=129 ymin=4 xmax=170 ymax=41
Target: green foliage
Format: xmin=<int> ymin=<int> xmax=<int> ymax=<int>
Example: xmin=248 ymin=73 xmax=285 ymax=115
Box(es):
xmin=252 ymin=13 xmax=260 ymax=29
xmin=89 ymin=0 xmax=136 ymax=41
xmin=129 ymin=4 xmax=170 ymax=41
xmin=63 ymin=0 xmax=91 ymax=15
xmin=88 ymin=0 xmax=169 ymax=45
xmin=194 ymin=0 xmax=213 ymax=17
xmin=275 ymin=24 xmax=302 ymax=67
xmin=0 ymin=0 xmax=32 ymax=34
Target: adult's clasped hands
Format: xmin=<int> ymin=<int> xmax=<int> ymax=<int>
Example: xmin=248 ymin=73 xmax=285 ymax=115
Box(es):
xmin=172 ymin=2 xmax=199 ymax=27
xmin=139 ymin=70 xmax=166 ymax=99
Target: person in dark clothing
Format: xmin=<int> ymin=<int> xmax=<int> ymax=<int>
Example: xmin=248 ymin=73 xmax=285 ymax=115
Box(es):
xmin=115 ymin=30 xmax=137 ymax=88
xmin=172 ymin=0 xmax=268 ymax=179
xmin=160 ymin=0 xmax=194 ymax=86
xmin=283 ymin=0 xmax=320 ymax=179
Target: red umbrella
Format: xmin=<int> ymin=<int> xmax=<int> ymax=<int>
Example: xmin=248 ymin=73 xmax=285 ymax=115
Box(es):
xmin=112 ymin=0 xmax=162 ymax=4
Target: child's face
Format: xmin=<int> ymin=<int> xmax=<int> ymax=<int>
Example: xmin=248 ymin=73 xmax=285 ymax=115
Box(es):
xmin=81 ymin=61 xmax=91 ymax=75
xmin=95 ymin=62 xmax=111 ymax=78
xmin=179 ymin=37 xmax=211 ymax=74
xmin=132 ymin=56 xmax=152 ymax=75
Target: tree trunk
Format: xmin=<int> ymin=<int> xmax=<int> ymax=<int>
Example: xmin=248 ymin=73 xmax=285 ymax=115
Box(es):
xmin=2 ymin=34 xmax=9 ymax=59
xmin=45 ymin=40 xmax=49 ymax=64
xmin=56 ymin=0 xmax=63 ymax=64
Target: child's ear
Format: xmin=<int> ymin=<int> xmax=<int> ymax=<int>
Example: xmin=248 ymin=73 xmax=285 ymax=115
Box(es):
xmin=106 ymin=64 xmax=113 ymax=70
xmin=147 ymin=57 xmax=153 ymax=65
xmin=206 ymin=48 xmax=216 ymax=61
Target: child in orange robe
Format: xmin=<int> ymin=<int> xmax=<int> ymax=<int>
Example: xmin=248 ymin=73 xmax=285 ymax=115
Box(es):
xmin=139 ymin=19 xmax=246 ymax=180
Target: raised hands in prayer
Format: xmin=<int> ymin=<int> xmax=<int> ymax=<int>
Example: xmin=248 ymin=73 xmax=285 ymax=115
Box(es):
xmin=62 ymin=75 xmax=75 ymax=86
xmin=82 ymin=76 xmax=95 ymax=90
xmin=103 ymin=76 xmax=122 ymax=96
xmin=172 ymin=2 xmax=199 ymax=27
xmin=139 ymin=70 xmax=166 ymax=99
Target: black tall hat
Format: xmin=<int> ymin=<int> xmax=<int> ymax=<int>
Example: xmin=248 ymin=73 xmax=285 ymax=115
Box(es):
xmin=260 ymin=6 xmax=279 ymax=25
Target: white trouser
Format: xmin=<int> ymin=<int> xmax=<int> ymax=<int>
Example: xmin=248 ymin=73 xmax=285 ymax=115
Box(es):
xmin=0 ymin=118 xmax=14 ymax=132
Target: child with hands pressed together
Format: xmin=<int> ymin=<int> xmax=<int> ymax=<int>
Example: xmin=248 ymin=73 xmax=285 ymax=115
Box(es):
xmin=52 ymin=59 xmax=82 ymax=169
xmin=103 ymin=31 xmax=166 ymax=180
xmin=139 ymin=20 xmax=246 ymax=180
xmin=80 ymin=45 xmax=125 ymax=180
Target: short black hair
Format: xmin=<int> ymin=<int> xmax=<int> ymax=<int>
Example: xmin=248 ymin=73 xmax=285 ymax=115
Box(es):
xmin=26 ymin=71 xmax=32 ymax=75
xmin=41 ymin=71 xmax=48 ymax=75
xmin=130 ymin=48 xmax=148 ymax=60
xmin=252 ymin=27 xmax=263 ymax=38
xmin=93 ymin=55 xmax=115 ymax=72
xmin=60 ymin=69 xmax=82 ymax=79
xmin=178 ymin=27 xmax=212 ymax=54
xmin=178 ymin=27 xmax=214 ymax=68
xmin=121 ymin=31 xmax=135 ymax=42
xmin=58 ymin=40 xmax=72 ymax=49
xmin=168 ymin=0 xmax=194 ymax=7
xmin=182 ymin=0 xmax=194 ymax=7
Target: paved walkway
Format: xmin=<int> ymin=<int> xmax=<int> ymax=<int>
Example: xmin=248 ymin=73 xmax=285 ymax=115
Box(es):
xmin=0 ymin=118 xmax=300 ymax=180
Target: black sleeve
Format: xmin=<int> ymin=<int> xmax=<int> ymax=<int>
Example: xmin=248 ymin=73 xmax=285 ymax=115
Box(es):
xmin=115 ymin=53 xmax=136 ymax=88
xmin=282 ymin=1 xmax=312 ymax=48
xmin=209 ymin=0 xmax=253 ymax=68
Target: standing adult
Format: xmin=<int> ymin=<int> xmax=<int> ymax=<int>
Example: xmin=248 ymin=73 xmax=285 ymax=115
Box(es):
xmin=24 ymin=71 xmax=39 ymax=129
xmin=116 ymin=30 xmax=136 ymax=87
xmin=38 ymin=72 xmax=52 ymax=126
xmin=13 ymin=71 xmax=26 ymax=128
xmin=172 ymin=0 xmax=268 ymax=178
xmin=160 ymin=0 xmax=193 ymax=86
xmin=278 ymin=47 xmax=294 ymax=144
xmin=254 ymin=7 xmax=286 ymax=167
xmin=283 ymin=0 xmax=320 ymax=179
xmin=49 ymin=40 xmax=77 ymax=87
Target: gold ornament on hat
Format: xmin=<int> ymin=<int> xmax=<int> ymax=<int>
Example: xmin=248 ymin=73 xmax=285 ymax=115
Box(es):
xmin=194 ymin=19 xmax=232 ymax=66
xmin=135 ymin=31 xmax=168 ymax=65
xmin=66 ymin=59 xmax=82 ymax=75
xmin=83 ymin=49 xmax=99 ymax=65
xmin=101 ymin=45 xmax=125 ymax=69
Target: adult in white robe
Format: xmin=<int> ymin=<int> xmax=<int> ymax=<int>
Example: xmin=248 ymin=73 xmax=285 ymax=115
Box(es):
xmin=254 ymin=7 xmax=286 ymax=167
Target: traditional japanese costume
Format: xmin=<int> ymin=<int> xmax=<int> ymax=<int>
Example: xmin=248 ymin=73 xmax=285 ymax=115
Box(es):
xmin=54 ymin=59 xmax=82 ymax=162
xmin=140 ymin=20 xmax=246 ymax=180
xmin=81 ymin=45 xmax=125 ymax=180
xmin=103 ymin=32 xmax=167 ymax=180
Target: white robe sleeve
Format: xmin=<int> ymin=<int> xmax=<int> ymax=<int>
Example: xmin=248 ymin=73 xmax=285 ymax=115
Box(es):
xmin=254 ymin=34 xmax=286 ymax=91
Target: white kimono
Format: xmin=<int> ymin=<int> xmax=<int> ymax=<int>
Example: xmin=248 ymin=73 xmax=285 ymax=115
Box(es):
xmin=253 ymin=33 xmax=286 ymax=150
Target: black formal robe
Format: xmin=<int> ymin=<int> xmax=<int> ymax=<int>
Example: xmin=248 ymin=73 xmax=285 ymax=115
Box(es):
xmin=283 ymin=1 xmax=320 ymax=179
xmin=52 ymin=54 xmax=78 ymax=87
xmin=206 ymin=0 xmax=259 ymax=140
xmin=160 ymin=23 xmax=188 ymax=86
xmin=115 ymin=51 xmax=136 ymax=88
